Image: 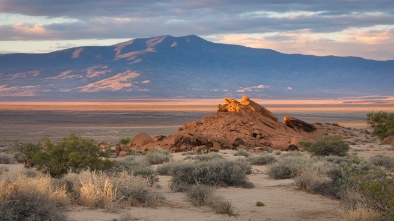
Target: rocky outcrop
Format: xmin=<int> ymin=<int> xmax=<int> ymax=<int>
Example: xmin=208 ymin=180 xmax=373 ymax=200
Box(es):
xmin=141 ymin=96 xmax=322 ymax=152
xmin=284 ymin=116 xmax=316 ymax=132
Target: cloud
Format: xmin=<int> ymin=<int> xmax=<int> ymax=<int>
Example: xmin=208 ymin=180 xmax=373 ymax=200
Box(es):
xmin=45 ymin=70 xmax=82 ymax=80
xmin=0 ymin=1 xmax=393 ymax=60
xmin=0 ymin=85 xmax=39 ymax=96
xmin=8 ymin=70 xmax=40 ymax=80
xmin=236 ymin=84 xmax=269 ymax=93
xmin=79 ymin=70 xmax=140 ymax=92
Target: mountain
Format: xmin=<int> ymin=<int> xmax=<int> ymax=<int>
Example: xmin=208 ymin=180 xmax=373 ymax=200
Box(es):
xmin=0 ymin=35 xmax=393 ymax=100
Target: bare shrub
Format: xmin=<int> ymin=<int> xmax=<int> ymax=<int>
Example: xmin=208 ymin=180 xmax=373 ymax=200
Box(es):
xmin=0 ymin=173 xmax=68 ymax=221
xmin=249 ymin=154 xmax=277 ymax=165
xmin=112 ymin=157 xmax=158 ymax=185
xmin=186 ymin=184 xmax=213 ymax=206
xmin=195 ymin=153 xmax=224 ymax=161
xmin=234 ymin=149 xmax=251 ymax=157
xmin=0 ymin=154 xmax=12 ymax=164
xmin=207 ymin=195 xmax=234 ymax=215
xmin=369 ymin=155 xmax=394 ymax=171
xmin=144 ymin=149 xmax=172 ymax=165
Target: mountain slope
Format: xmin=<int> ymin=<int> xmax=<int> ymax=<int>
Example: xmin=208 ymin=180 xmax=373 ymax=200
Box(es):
xmin=0 ymin=35 xmax=393 ymax=100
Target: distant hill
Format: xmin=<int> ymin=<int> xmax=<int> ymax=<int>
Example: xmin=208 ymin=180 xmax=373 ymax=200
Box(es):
xmin=0 ymin=35 xmax=393 ymax=100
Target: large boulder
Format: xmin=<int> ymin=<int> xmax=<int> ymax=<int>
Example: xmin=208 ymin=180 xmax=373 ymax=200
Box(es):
xmin=130 ymin=132 xmax=154 ymax=146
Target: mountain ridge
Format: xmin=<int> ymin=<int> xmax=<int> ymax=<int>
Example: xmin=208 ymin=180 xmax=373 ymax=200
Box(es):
xmin=0 ymin=35 xmax=393 ymax=100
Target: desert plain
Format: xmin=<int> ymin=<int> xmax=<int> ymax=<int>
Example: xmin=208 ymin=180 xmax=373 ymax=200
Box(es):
xmin=0 ymin=99 xmax=393 ymax=221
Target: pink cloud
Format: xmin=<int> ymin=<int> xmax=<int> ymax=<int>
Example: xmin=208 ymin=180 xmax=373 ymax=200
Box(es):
xmin=0 ymin=85 xmax=39 ymax=96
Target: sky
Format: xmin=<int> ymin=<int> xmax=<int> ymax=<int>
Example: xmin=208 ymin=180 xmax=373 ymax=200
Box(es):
xmin=0 ymin=0 xmax=393 ymax=61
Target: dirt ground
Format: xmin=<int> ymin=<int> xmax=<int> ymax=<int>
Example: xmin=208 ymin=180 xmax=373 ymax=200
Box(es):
xmin=2 ymin=123 xmax=392 ymax=221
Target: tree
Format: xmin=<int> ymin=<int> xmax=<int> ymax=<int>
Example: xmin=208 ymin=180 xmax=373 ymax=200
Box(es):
xmin=14 ymin=134 xmax=114 ymax=178
xmin=367 ymin=111 xmax=394 ymax=139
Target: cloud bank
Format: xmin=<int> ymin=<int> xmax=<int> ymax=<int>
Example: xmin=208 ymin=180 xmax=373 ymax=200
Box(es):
xmin=0 ymin=0 xmax=393 ymax=60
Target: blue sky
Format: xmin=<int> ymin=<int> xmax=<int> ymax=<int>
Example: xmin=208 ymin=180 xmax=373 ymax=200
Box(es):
xmin=0 ymin=0 xmax=393 ymax=60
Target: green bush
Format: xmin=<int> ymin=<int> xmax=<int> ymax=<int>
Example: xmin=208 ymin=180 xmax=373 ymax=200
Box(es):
xmin=14 ymin=134 xmax=114 ymax=178
xmin=170 ymin=159 xmax=253 ymax=190
xmin=367 ymin=111 xmax=394 ymax=139
xmin=120 ymin=137 xmax=131 ymax=145
xmin=249 ymin=154 xmax=277 ymax=165
xmin=300 ymin=135 xmax=349 ymax=156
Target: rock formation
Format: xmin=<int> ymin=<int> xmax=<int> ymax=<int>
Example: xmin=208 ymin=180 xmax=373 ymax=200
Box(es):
xmin=142 ymin=96 xmax=322 ymax=152
xmin=284 ymin=116 xmax=316 ymax=132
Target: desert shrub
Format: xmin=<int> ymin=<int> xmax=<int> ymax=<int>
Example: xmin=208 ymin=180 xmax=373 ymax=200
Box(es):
xmin=187 ymin=184 xmax=213 ymax=206
xmin=267 ymin=155 xmax=312 ymax=179
xmin=324 ymin=155 xmax=348 ymax=164
xmin=341 ymin=204 xmax=383 ymax=221
xmin=14 ymin=134 xmax=114 ymax=178
xmin=120 ymin=137 xmax=131 ymax=145
xmin=259 ymin=146 xmax=274 ymax=153
xmin=278 ymin=151 xmax=303 ymax=158
xmin=170 ymin=159 xmax=253 ymax=190
xmin=367 ymin=111 xmax=394 ymax=139
xmin=274 ymin=150 xmax=281 ymax=155
xmin=113 ymin=156 xmax=158 ymax=185
xmin=369 ymin=155 xmax=394 ymax=171
xmin=207 ymin=195 xmax=234 ymax=215
xmin=156 ymin=161 xmax=193 ymax=176
xmin=0 ymin=154 xmax=11 ymax=164
xmin=144 ymin=149 xmax=172 ymax=164
xmin=300 ymin=135 xmax=349 ymax=156
xmin=62 ymin=170 xmax=161 ymax=211
xmin=12 ymin=141 xmax=42 ymax=164
xmin=295 ymin=170 xmax=336 ymax=196
xmin=234 ymin=149 xmax=251 ymax=157
xmin=0 ymin=173 xmax=68 ymax=221
xmin=249 ymin=154 xmax=277 ymax=165
xmin=195 ymin=153 xmax=224 ymax=161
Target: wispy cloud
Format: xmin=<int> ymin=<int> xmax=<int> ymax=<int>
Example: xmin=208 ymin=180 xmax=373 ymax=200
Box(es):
xmin=45 ymin=70 xmax=82 ymax=80
xmin=236 ymin=84 xmax=269 ymax=93
xmin=0 ymin=85 xmax=39 ymax=96
xmin=8 ymin=70 xmax=40 ymax=80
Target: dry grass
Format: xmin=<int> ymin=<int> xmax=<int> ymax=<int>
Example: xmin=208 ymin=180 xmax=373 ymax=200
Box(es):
xmin=0 ymin=172 xmax=68 ymax=221
xmin=341 ymin=205 xmax=382 ymax=221
xmin=62 ymin=170 xmax=162 ymax=211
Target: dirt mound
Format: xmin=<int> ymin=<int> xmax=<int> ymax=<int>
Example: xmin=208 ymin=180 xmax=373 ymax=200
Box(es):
xmin=143 ymin=96 xmax=322 ymax=152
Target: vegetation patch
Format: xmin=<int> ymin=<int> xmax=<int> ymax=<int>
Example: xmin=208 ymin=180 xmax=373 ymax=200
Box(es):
xmin=367 ymin=111 xmax=394 ymax=139
xmin=300 ymin=135 xmax=349 ymax=156
xmin=248 ymin=154 xmax=277 ymax=165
